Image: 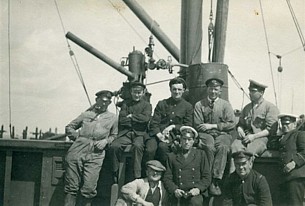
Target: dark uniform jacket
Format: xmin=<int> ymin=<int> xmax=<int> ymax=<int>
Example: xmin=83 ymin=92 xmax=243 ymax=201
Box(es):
xmin=163 ymin=148 xmax=211 ymax=196
xmin=279 ymin=130 xmax=305 ymax=182
xmin=223 ymin=170 xmax=272 ymax=206
xmin=118 ymin=99 xmax=152 ymax=137
xmin=149 ymin=97 xmax=193 ymax=137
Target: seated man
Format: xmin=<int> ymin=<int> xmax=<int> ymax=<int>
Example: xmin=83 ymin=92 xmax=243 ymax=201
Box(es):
xmin=278 ymin=113 xmax=305 ymax=206
xmin=231 ymin=79 xmax=279 ymax=156
xmin=194 ymin=77 xmax=235 ymax=196
xmin=115 ymin=160 xmax=167 ymax=206
xmin=146 ymin=77 xmax=193 ymax=165
xmin=163 ymin=126 xmax=211 ymax=206
xmin=223 ymin=150 xmax=272 ymax=206
xmin=109 ymin=82 xmax=152 ymax=181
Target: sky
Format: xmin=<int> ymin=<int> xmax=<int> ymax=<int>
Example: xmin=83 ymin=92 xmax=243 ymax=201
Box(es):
xmin=0 ymin=0 xmax=304 ymax=137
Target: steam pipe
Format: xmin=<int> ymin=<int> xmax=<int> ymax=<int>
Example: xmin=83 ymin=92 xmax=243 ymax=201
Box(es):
xmin=122 ymin=0 xmax=180 ymax=62
xmin=66 ymin=32 xmax=136 ymax=80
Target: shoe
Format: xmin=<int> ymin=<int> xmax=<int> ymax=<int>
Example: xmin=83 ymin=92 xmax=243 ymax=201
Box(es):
xmin=209 ymin=182 xmax=221 ymax=196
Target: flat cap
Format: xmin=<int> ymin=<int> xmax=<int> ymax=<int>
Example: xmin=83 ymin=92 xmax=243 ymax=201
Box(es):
xmin=232 ymin=150 xmax=254 ymax=162
xmin=180 ymin=126 xmax=198 ymax=138
xmin=95 ymin=90 xmax=113 ymax=99
xmin=130 ymin=81 xmax=146 ymax=89
xmin=249 ymin=79 xmax=268 ymax=91
xmin=146 ymin=160 xmax=166 ymax=172
xmin=279 ymin=113 xmax=298 ymax=124
xmin=205 ymin=78 xmax=224 ymax=87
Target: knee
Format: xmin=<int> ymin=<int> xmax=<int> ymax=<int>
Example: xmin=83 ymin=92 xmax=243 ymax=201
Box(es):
xmin=145 ymin=139 xmax=157 ymax=153
xmin=189 ymin=195 xmax=203 ymax=206
xmin=133 ymin=142 xmax=144 ymax=151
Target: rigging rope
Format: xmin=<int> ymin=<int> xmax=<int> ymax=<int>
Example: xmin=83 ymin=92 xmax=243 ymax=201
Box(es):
xmin=286 ymin=0 xmax=305 ymax=51
xmin=54 ymin=0 xmax=92 ymax=106
xmin=258 ymin=0 xmax=278 ymax=107
xmin=8 ymin=0 xmax=12 ymax=137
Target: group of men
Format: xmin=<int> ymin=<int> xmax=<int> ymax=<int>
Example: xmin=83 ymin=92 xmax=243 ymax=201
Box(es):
xmin=63 ymin=76 xmax=305 ymax=206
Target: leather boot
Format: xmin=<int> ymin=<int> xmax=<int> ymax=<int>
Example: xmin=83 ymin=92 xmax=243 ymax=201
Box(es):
xmin=79 ymin=196 xmax=92 ymax=206
xmin=64 ymin=193 xmax=76 ymax=206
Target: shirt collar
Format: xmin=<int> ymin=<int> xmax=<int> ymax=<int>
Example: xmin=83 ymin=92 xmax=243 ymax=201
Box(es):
xmin=208 ymin=97 xmax=219 ymax=103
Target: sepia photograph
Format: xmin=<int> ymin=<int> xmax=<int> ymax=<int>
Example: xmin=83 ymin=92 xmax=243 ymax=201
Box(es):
xmin=0 ymin=0 xmax=304 ymax=205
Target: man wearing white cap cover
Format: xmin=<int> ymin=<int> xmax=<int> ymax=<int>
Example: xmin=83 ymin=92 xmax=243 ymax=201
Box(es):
xmin=278 ymin=113 xmax=305 ymax=206
xmin=163 ymin=126 xmax=211 ymax=206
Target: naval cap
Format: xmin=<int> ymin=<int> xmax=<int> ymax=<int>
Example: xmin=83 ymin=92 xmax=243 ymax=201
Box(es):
xmin=130 ymin=81 xmax=146 ymax=89
xmin=205 ymin=78 xmax=224 ymax=87
xmin=279 ymin=113 xmax=298 ymax=124
xmin=180 ymin=126 xmax=198 ymax=138
xmin=249 ymin=79 xmax=268 ymax=91
xmin=232 ymin=150 xmax=254 ymax=162
xmin=146 ymin=160 xmax=166 ymax=172
xmin=95 ymin=90 xmax=113 ymax=100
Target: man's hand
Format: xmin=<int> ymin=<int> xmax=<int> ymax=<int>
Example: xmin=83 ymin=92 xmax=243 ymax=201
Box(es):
xmin=174 ymin=189 xmax=186 ymax=198
xmin=68 ymin=131 xmax=79 ymax=141
xmin=94 ymin=139 xmax=108 ymax=150
xmin=127 ymin=114 xmax=132 ymax=118
xmin=283 ymin=161 xmax=296 ymax=173
xmin=197 ymin=123 xmax=215 ymax=132
xmin=241 ymin=134 xmax=255 ymax=145
xmin=156 ymin=133 xmax=169 ymax=143
xmin=188 ymin=188 xmax=200 ymax=196
xmin=237 ymin=127 xmax=246 ymax=139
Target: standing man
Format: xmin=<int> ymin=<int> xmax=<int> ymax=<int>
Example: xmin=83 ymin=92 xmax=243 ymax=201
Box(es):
xmin=115 ymin=160 xmax=167 ymax=206
xmin=109 ymin=82 xmax=152 ymax=181
xmin=231 ymin=79 xmax=279 ymax=156
xmin=223 ymin=150 xmax=272 ymax=206
xmin=278 ymin=114 xmax=305 ymax=206
xmin=64 ymin=90 xmax=118 ymax=206
xmin=194 ymin=78 xmax=235 ymax=196
xmin=145 ymin=77 xmax=193 ymax=165
xmin=163 ymin=126 xmax=211 ymax=206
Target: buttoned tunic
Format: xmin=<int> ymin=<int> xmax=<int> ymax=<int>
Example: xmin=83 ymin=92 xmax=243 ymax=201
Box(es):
xmin=163 ymin=148 xmax=211 ymax=197
xmin=223 ymin=170 xmax=272 ymax=206
xmin=149 ymin=97 xmax=193 ymax=137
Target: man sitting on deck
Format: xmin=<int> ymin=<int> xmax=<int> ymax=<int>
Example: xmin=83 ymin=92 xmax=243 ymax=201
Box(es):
xmin=115 ymin=160 xmax=168 ymax=206
xmin=109 ymin=82 xmax=152 ymax=181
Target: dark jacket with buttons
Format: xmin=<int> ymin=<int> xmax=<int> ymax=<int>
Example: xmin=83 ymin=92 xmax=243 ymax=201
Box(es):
xmin=223 ymin=170 xmax=272 ymax=206
xmin=118 ymin=99 xmax=152 ymax=137
xmin=279 ymin=130 xmax=305 ymax=182
xmin=163 ymin=148 xmax=211 ymax=196
xmin=149 ymin=97 xmax=193 ymax=137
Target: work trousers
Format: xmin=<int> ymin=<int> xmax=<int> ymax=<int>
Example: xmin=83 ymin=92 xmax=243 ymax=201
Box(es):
xmin=231 ymin=137 xmax=268 ymax=155
xmin=109 ymin=131 xmax=144 ymax=178
xmin=64 ymin=150 xmax=105 ymax=199
xmin=197 ymin=133 xmax=231 ymax=179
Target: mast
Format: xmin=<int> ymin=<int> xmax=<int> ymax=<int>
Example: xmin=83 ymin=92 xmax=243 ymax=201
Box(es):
xmin=212 ymin=0 xmax=229 ymax=62
xmin=122 ymin=0 xmax=180 ymax=62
